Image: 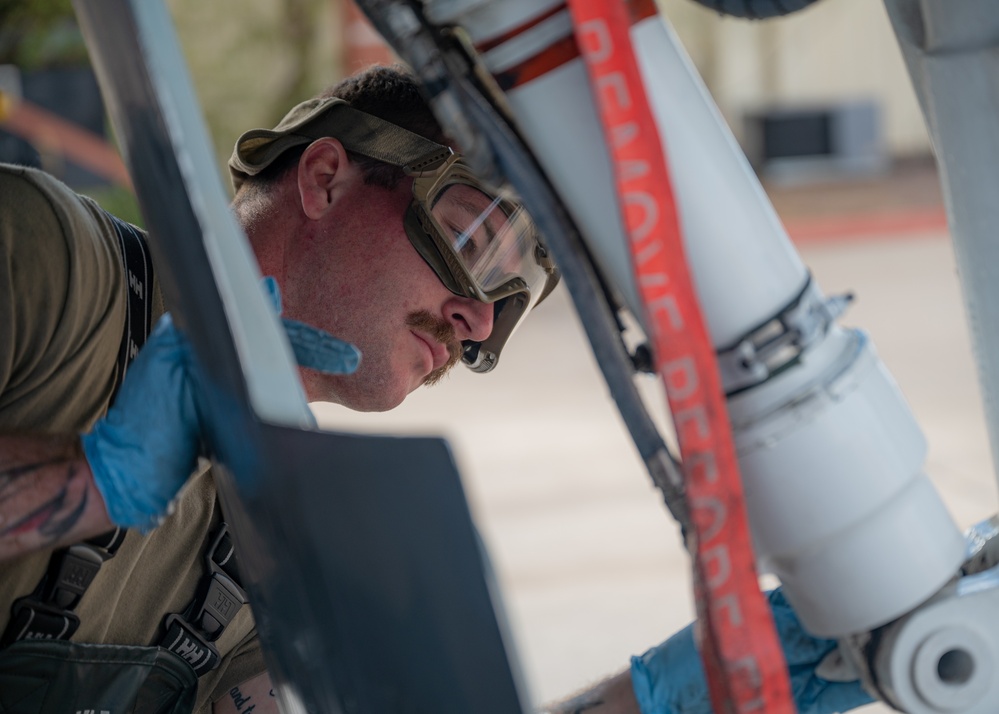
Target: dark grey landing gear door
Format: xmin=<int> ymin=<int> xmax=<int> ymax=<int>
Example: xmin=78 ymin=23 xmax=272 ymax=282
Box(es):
xmin=217 ymin=424 xmax=528 ymax=713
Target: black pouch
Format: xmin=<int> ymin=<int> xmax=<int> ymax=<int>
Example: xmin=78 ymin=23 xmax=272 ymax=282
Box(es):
xmin=0 ymin=639 xmax=197 ymax=714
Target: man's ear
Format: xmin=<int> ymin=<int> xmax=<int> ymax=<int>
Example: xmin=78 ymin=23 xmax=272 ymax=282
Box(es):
xmin=297 ymin=138 xmax=349 ymax=220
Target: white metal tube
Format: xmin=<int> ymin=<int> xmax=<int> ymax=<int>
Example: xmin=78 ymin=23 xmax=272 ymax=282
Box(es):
xmin=629 ymin=15 xmax=964 ymax=635
xmin=425 ymin=0 xmax=966 ymax=636
xmin=630 ymin=17 xmax=807 ymax=348
xmin=728 ymin=327 xmax=965 ymax=634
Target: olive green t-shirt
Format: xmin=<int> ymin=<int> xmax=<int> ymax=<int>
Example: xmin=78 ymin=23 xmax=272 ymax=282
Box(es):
xmin=0 ymin=164 xmax=265 ymax=712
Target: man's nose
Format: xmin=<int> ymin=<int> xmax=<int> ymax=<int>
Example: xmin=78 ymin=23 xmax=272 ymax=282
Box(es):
xmin=445 ymin=295 xmax=494 ymax=342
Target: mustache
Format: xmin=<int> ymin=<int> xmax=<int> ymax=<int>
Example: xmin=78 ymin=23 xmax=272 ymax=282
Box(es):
xmin=407 ymin=311 xmax=462 ymax=386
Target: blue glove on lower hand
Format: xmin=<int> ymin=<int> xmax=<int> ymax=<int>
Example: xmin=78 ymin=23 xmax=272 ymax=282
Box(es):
xmin=81 ymin=314 xmax=203 ymax=531
xmin=83 ymin=284 xmax=359 ymax=531
xmin=630 ymin=588 xmax=875 ymax=714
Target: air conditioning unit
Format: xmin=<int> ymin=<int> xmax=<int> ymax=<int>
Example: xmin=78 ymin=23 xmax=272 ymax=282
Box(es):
xmin=743 ymin=100 xmax=887 ymax=183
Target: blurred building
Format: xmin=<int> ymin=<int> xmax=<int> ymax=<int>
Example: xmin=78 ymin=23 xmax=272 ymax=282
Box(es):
xmin=0 ymin=0 xmax=922 ymax=189
xmin=661 ymin=0 xmax=931 ymax=180
xmin=0 ymin=65 xmax=110 ymax=185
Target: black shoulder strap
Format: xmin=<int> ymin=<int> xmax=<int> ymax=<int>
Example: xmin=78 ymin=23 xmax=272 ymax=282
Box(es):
xmin=107 ymin=211 xmax=156 ymax=403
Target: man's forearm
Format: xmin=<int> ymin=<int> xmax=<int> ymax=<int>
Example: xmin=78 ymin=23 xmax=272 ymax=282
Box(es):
xmin=545 ymin=670 xmax=640 ymax=714
xmin=0 ymin=433 xmax=112 ymax=561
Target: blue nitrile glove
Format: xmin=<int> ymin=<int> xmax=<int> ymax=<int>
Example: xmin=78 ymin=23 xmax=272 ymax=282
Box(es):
xmin=630 ymin=588 xmax=875 ymax=714
xmin=260 ymin=276 xmax=361 ymax=373
xmin=83 ymin=282 xmax=359 ymax=530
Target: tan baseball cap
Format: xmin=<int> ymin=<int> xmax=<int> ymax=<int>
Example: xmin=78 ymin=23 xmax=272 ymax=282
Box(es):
xmin=228 ymin=96 xmax=451 ymax=191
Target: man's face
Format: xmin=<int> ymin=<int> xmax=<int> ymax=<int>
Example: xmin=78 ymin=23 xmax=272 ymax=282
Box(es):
xmin=281 ymin=162 xmax=494 ymax=411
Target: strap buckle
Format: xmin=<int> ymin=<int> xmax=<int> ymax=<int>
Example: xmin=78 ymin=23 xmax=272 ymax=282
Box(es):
xmin=0 ymin=543 xmax=105 ymax=646
xmin=196 ymin=524 xmax=247 ymax=639
xmin=0 ymin=529 xmax=125 ymax=648
xmin=192 ymin=570 xmax=246 ymax=641
xmin=162 ymin=613 xmax=221 ymax=676
xmin=158 ymin=523 xmax=246 ymax=676
xmin=43 ymin=543 xmax=107 ymax=611
xmin=2 ymin=598 xmax=81 ymax=645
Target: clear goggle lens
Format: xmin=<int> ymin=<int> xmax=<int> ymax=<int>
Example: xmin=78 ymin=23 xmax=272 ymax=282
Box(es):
xmin=429 ymin=181 xmax=548 ymax=307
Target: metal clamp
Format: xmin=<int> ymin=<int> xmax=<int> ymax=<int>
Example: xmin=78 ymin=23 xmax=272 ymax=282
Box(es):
xmin=716 ymin=275 xmax=853 ymax=396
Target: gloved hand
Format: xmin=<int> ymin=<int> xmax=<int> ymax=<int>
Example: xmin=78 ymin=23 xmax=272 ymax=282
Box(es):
xmin=82 ymin=281 xmax=360 ymax=530
xmin=630 ymin=588 xmax=875 ymax=714
xmin=260 ymin=276 xmax=361 ymax=373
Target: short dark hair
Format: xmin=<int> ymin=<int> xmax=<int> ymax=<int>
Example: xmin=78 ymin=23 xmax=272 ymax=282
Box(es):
xmin=237 ymin=65 xmax=448 ymax=196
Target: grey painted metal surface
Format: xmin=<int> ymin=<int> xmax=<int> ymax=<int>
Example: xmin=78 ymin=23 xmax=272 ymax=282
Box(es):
xmin=73 ymin=1 xmax=529 ymax=711
xmin=885 ymin=0 xmax=999 ymax=493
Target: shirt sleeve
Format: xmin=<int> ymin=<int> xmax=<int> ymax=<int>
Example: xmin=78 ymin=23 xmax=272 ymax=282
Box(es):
xmin=0 ymin=164 xmax=125 ymax=432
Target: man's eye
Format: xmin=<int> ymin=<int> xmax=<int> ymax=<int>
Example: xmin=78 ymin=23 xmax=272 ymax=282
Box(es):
xmin=451 ymin=225 xmax=479 ymax=259
xmin=460 ymin=236 xmax=480 ymax=260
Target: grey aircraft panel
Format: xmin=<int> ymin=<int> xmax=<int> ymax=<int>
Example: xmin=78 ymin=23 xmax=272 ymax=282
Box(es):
xmin=215 ymin=426 xmax=528 ymax=713
xmin=885 ymin=0 xmax=999 ymax=493
xmin=72 ymin=1 xmax=530 ymax=711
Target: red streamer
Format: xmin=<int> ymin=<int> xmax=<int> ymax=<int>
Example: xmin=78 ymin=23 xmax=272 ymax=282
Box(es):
xmin=565 ymin=3 xmax=795 ymax=712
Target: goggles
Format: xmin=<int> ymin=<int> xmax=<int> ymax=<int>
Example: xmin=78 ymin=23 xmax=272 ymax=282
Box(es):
xmin=404 ymin=153 xmax=558 ymax=371
xmin=230 ymin=96 xmax=559 ymax=372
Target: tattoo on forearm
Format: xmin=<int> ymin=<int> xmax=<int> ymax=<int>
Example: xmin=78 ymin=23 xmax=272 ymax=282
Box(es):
xmin=0 ymin=456 xmax=89 ymax=545
xmin=39 ymin=472 xmax=88 ymax=540
xmin=229 ymin=686 xmax=257 ymax=713
xmin=0 ymin=457 xmax=69 ymax=493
